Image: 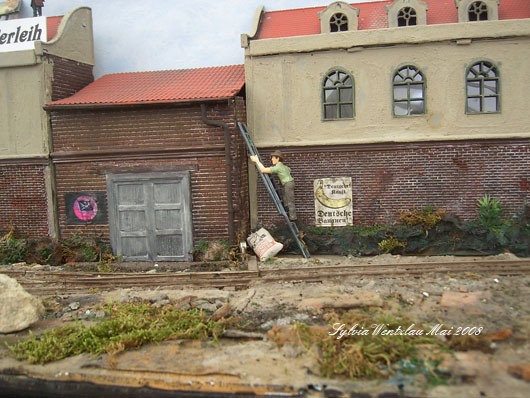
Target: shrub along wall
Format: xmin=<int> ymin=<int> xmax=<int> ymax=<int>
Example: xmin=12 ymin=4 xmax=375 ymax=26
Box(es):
xmin=2 ymin=202 xmax=529 ymax=265
xmin=270 ymin=202 xmax=530 ymax=258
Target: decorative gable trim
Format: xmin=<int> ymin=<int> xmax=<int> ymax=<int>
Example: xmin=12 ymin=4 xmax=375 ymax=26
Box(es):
xmin=318 ymin=1 xmax=359 ymax=33
xmin=455 ymin=0 xmax=499 ymax=22
xmin=386 ymin=0 xmax=429 ymax=28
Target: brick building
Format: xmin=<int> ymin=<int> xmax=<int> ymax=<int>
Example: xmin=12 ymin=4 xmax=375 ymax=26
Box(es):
xmin=46 ymin=65 xmax=248 ymax=261
xmin=241 ymin=0 xmax=530 ymax=227
xmin=0 ymin=8 xmax=94 ymax=238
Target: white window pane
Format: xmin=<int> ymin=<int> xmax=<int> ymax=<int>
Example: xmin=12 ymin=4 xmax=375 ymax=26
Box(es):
xmin=394 ymin=102 xmax=408 ymax=116
xmin=484 ymin=97 xmax=497 ymax=112
xmin=340 ymin=104 xmax=353 ymax=118
xmin=339 ymin=87 xmax=353 ymax=101
xmin=394 ymin=86 xmax=408 ymax=100
xmin=467 ymin=98 xmax=480 ymax=113
xmin=410 ymin=100 xmax=424 ymax=115
xmin=484 ymin=80 xmax=497 ymax=95
xmin=325 ymin=89 xmax=338 ymax=102
xmin=467 ymin=81 xmax=480 ymax=96
xmin=325 ymin=104 xmax=338 ymax=119
xmin=410 ymin=84 xmax=423 ymax=99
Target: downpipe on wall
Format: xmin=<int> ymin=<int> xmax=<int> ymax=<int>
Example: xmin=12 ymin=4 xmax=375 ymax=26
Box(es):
xmin=200 ymin=103 xmax=235 ymax=245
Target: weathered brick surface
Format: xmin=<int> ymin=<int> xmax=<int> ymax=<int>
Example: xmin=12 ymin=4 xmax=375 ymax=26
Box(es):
xmin=51 ymin=99 xmax=249 ymax=242
xmin=256 ymin=140 xmax=530 ymax=226
xmin=0 ymin=162 xmax=49 ymax=237
xmin=47 ymin=55 xmax=94 ymax=101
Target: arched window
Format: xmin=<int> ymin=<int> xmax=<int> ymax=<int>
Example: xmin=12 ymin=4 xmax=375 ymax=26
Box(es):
xmin=322 ymin=69 xmax=354 ymax=120
xmin=397 ymin=7 xmax=417 ymax=26
xmin=392 ymin=65 xmax=425 ymax=116
xmin=466 ymin=61 xmax=499 ymax=114
xmin=330 ymin=13 xmax=348 ymax=32
xmin=386 ymin=0 xmax=428 ymax=28
xmin=456 ymin=0 xmax=498 ymax=23
xmin=468 ymin=1 xmax=488 ymax=21
xmin=318 ymin=2 xmax=359 ymax=33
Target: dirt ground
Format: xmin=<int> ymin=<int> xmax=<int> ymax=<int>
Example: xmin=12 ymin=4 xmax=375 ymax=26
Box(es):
xmin=1 ymin=253 xmax=530 ymax=397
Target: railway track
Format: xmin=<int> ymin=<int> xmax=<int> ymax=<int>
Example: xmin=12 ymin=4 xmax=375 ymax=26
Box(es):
xmin=2 ymin=258 xmax=530 ymax=295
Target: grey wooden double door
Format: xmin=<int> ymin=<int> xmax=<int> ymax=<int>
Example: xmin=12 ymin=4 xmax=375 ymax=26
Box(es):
xmin=107 ymin=172 xmax=193 ymax=261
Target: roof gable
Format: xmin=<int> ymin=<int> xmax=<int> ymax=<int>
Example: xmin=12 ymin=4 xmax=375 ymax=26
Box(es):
xmin=47 ymin=64 xmax=245 ymax=108
xmin=257 ymin=0 xmax=530 ymax=39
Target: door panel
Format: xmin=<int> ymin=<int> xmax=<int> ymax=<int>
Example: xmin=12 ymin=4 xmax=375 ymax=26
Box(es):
xmin=107 ymin=172 xmax=193 ymax=261
xmin=156 ymin=235 xmax=183 ymax=257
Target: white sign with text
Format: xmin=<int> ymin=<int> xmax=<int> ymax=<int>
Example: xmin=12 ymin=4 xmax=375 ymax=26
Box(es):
xmin=314 ymin=177 xmax=353 ymax=226
xmin=0 ymin=17 xmax=46 ymax=53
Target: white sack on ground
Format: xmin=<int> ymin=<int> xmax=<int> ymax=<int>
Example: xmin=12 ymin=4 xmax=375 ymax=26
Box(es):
xmin=247 ymin=228 xmax=283 ymax=261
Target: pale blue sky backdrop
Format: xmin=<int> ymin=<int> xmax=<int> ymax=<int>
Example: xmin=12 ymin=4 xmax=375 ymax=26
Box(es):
xmin=17 ymin=0 xmax=380 ymax=77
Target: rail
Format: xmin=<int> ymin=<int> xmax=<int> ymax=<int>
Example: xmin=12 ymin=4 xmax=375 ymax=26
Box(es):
xmin=2 ymin=258 xmax=530 ymax=296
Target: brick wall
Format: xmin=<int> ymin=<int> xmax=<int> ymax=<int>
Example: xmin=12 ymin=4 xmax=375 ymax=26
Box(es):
xmin=0 ymin=55 xmax=93 ymax=238
xmin=50 ymin=99 xmax=249 ymax=243
xmin=0 ymin=161 xmax=49 ymax=237
xmin=47 ymin=55 xmax=94 ymax=101
xmin=232 ymin=96 xmax=250 ymax=238
xmin=256 ymin=139 xmax=530 ymax=226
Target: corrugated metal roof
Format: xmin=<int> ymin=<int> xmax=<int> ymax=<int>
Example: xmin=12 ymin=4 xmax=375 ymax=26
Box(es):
xmin=47 ymin=64 xmax=245 ymax=107
xmin=257 ymin=0 xmax=530 ymax=39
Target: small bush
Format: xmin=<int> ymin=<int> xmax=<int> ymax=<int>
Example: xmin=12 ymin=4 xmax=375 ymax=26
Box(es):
xmin=476 ymin=194 xmax=504 ymax=230
xmin=193 ymin=239 xmax=230 ymax=261
xmin=378 ymin=236 xmax=407 ymax=254
xmin=62 ymin=234 xmax=109 ymax=263
xmin=0 ymin=234 xmax=27 ymax=264
xmin=26 ymin=238 xmax=63 ymax=266
xmin=398 ymin=207 xmax=446 ymax=230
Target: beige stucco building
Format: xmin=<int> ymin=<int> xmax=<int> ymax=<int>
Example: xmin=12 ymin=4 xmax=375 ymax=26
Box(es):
xmin=242 ymin=0 xmax=530 ymax=227
xmin=0 ymin=7 xmax=95 ymax=237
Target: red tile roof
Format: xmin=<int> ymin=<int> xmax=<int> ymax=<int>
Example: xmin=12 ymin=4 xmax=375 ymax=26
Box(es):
xmin=257 ymin=0 xmax=530 ymax=39
xmin=47 ymin=65 xmax=245 ymax=107
xmin=46 ymin=16 xmax=63 ymax=41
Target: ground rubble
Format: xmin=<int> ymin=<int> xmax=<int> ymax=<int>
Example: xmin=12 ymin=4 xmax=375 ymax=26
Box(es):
xmin=0 ymin=253 xmax=529 ymax=397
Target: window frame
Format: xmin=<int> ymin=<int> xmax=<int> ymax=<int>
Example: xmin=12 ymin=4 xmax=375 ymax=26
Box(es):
xmin=391 ymin=64 xmax=426 ymax=117
xmin=465 ymin=60 xmax=501 ymax=115
xmin=468 ymin=1 xmax=489 ymax=21
xmin=321 ymin=68 xmax=355 ymax=121
xmin=330 ymin=12 xmax=349 ymax=32
xmin=397 ymin=7 xmax=418 ymax=27
xmin=385 ymin=0 xmax=428 ymax=28
xmin=318 ymin=2 xmax=359 ymax=33
xmin=456 ymin=0 xmax=499 ymax=23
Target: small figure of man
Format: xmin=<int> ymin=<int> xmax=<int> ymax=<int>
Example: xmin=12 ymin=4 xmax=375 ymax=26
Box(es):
xmin=31 ymin=0 xmax=44 ymax=17
xmin=250 ymin=150 xmax=297 ymax=221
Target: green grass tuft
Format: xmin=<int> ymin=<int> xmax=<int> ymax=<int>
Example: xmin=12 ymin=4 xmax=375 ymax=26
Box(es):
xmin=7 ymin=302 xmax=231 ymax=364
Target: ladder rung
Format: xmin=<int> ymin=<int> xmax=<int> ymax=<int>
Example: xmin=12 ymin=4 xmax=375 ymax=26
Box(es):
xmin=238 ymin=122 xmax=310 ymax=259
